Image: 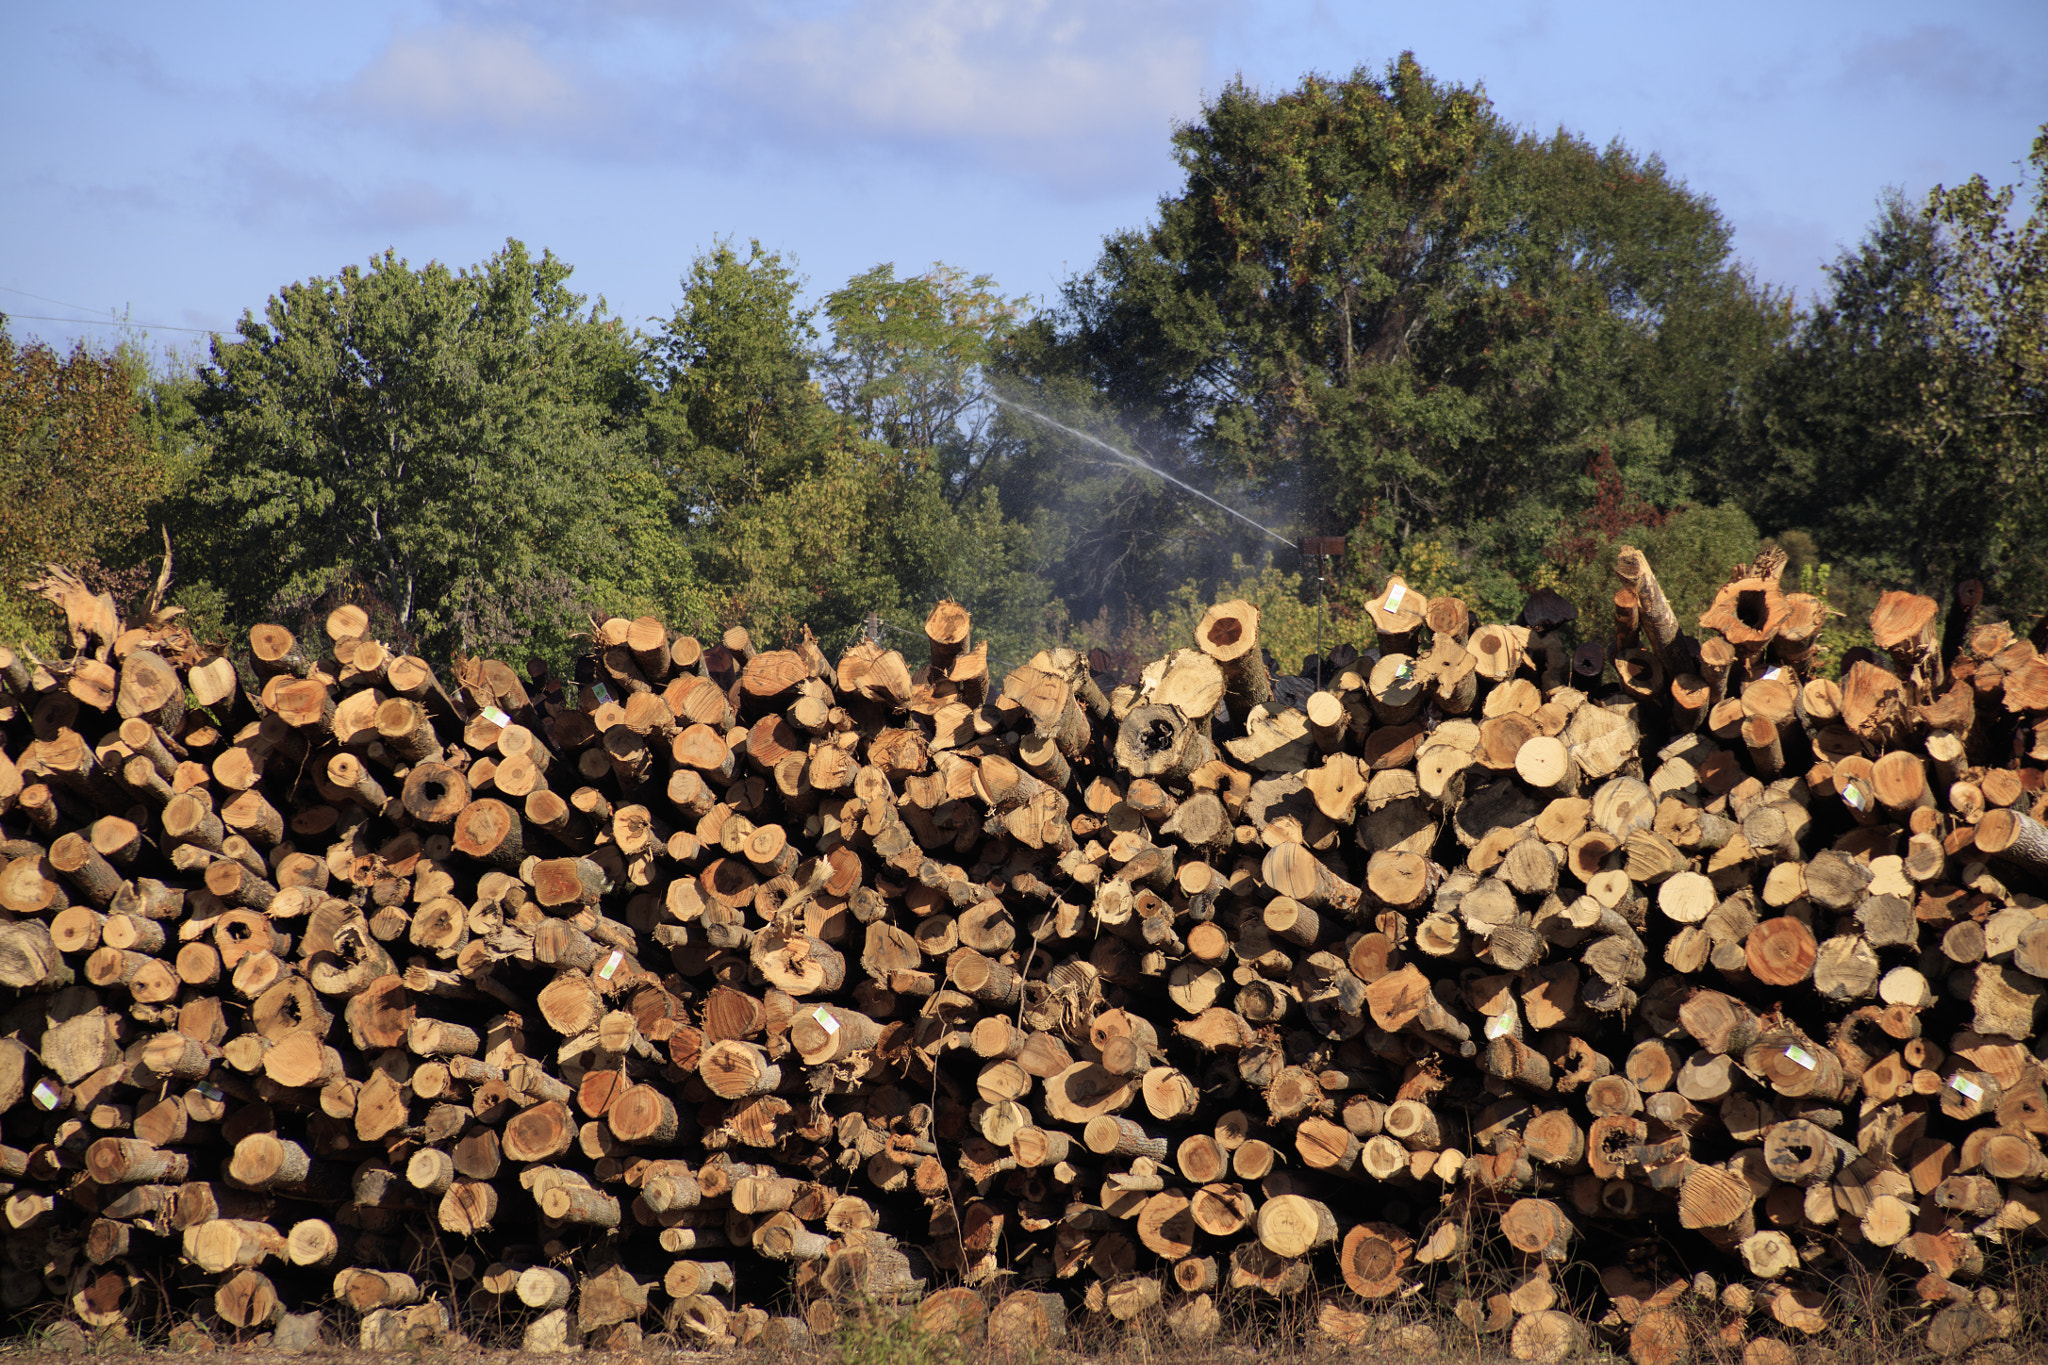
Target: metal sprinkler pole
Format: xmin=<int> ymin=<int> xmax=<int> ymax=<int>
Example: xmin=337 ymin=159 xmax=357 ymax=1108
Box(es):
xmin=1299 ymin=536 xmax=1346 ymax=690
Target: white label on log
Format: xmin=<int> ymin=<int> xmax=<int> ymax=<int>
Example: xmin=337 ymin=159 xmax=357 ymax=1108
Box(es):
xmin=197 ymin=1081 xmax=224 ymax=1102
xmin=1784 ymin=1045 xmax=1817 ymax=1071
xmin=1385 ymin=583 xmax=1405 ymax=613
xmin=598 ymin=951 xmax=623 ymax=980
xmin=31 ymin=1079 xmax=60 ymax=1109
xmin=1952 ymin=1075 xmax=1983 ymax=1101
xmin=813 ymin=1006 xmax=839 ymax=1035
xmin=482 ymin=705 xmax=512 ymax=728
xmin=1760 ymin=667 xmax=1782 ymax=681
xmin=1485 ymin=1012 xmax=1514 ymax=1039
xmin=591 ymin=683 xmax=613 ymax=705
xmin=1843 ymin=784 xmax=1866 ymax=811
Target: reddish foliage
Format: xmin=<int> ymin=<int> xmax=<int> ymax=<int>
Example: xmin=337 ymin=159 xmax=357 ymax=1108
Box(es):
xmin=1546 ymin=450 xmax=1670 ymax=571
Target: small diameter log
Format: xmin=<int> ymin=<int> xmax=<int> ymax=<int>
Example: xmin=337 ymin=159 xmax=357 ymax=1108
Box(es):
xmin=792 ymin=1004 xmax=882 ymax=1064
xmin=1615 ymin=544 xmax=1680 ymax=670
xmin=48 ymin=831 xmax=122 ymax=906
xmin=1084 ymin=1115 xmax=1168 ymax=1161
xmin=228 ymin=1134 xmax=318 ymax=1192
xmin=86 ymin=1137 xmax=189 ymax=1185
xmin=540 ymin=1183 xmax=620 ymax=1227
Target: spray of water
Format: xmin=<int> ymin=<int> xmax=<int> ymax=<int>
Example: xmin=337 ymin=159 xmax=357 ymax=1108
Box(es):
xmin=988 ymin=393 xmax=1296 ymax=550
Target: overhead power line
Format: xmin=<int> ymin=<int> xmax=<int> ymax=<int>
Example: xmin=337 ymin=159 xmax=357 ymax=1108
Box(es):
xmin=1 ymin=284 xmax=224 ymax=335
xmin=0 ymin=311 xmax=222 ymax=335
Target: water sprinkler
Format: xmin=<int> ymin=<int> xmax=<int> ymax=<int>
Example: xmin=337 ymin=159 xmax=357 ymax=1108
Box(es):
xmin=1299 ymin=538 xmax=1346 ymax=687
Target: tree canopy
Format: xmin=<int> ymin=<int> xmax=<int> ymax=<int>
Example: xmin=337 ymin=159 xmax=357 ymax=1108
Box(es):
xmin=175 ymin=240 xmax=672 ymax=662
xmin=997 ymin=55 xmax=1787 ymax=626
xmin=5 ymin=75 xmax=2037 ymax=679
xmin=0 ymin=322 xmax=163 ymax=647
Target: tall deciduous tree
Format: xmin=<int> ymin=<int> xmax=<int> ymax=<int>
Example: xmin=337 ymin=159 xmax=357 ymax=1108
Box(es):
xmin=644 ymin=240 xmax=829 ymax=522
xmin=645 ymin=245 xmax=1056 ymax=666
xmin=1751 ymin=128 xmax=2047 ymax=617
xmin=181 ymin=240 xmax=663 ymax=661
xmin=0 ymin=322 xmax=163 ymax=645
xmin=1005 ymin=55 xmax=1784 ymax=623
xmin=1905 ymin=126 xmax=2048 ymax=611
xmin=1745 ymin=195 xmax=1953 ymax=589
xmin=818 ymin=263 xmax=1024 ymax=468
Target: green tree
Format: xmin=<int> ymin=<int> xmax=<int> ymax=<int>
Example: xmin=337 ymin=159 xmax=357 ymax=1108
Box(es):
xmin=0 ymin=321 xmax=164 ymax=648
xmin=645 ymin=240 xmax=829 ymax=522
xmin=647 ymin=246 xmax=1057 ymax=665
xmin=1744 ymin=195 xmax=1954 ymax=590
xmin=1903 ymin=126 xmax=2048 ymax=613
xmin=1006 ymin=55 xmax=1785 ymax=624
xmin=818 ymin=263 xmax=1025 ymax=465
xmin=179 ymin=239 xmax=669 ymax=663
xmin=1749 ymin=128 xmax=2048 ymax=621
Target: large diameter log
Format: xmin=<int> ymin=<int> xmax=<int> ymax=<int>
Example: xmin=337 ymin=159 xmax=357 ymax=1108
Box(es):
xmin=185 ymin=1220 xmax=285 ymax=1273
xmin=607 ymin=1084 xmax=681 ymax=1145
xmin=987 ymin=1289 xmax=1067 ymax=1360
xmin=1262 ymin=843 xmax=1361 ymax=913
xmin=452 ymin=798 xmax=525 ymax=869
xmin=1499 ymin=1199 xmax=1572 ymax=1260
xmin=1115 ymin=703 xmax=1216 ymax=782
xmin=216 ymin=1269 xmax=285 ymax=1328
xmin=1255 ymin=1194 xmax=1337 ymax=1257
xmin=700 ymin=1040 xmax=782 ymax=1100
xmin=792 ymin=1005 xmax=882 ymax=1065
xmin=503 ymin=1101 xmax=577 ymax=1163
xmin=1512 ymin=1310 xmax=1590 ymax=1364
xmin=1339 ymin=1222 xmax=1414 ymax=1298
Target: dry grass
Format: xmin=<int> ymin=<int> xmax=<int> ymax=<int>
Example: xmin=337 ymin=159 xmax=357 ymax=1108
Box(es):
xmin=10 ymin=1249 xmax=2048 ymax=1365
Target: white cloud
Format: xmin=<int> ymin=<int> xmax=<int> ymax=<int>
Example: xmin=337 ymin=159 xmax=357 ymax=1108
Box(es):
xmin=721 ymin=0 xmax=1222 ymax=192
xmin=224 ymin=146 xmax=477 ymax=232
xmin=1836 ymin=24 xmax=2039 ymax=110
xmin=339 ymin=21 xmax=600 ymax=139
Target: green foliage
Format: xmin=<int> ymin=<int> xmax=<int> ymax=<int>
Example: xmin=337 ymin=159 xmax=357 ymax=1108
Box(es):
xmin=1152 ymin=556 xmax=1336 ymax=677
xmin=640 ymin=243 xmax=1057 ymax=665
xmin=828 ymin=1302 xmax=963 ymax=1365
xmin=1748 ymin=127 xmax=2048 ymax=627
xmin=645 ymin=239 xmax=829 ymax=519
xmin=1008 ymin=55 xmax=1785 ymax=632
xmin=0 ymin=323 xmax=164 ymax=644
xmin=819 ymin=263 xmax=1025 ymax=463
xmin=1552 ymin=502 xmax=1762 ymax=644
xmin=1903 ymin=125 xmax=2048 ymax=616
xmin=1745 ymin=194 xmax=1954 ymax=590
xmin=178 ymin=239 xmax=663 ymax=664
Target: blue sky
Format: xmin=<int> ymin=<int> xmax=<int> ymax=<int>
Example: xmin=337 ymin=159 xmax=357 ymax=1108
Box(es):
xmin=3 ymin=0 xmax=2043 ymax=357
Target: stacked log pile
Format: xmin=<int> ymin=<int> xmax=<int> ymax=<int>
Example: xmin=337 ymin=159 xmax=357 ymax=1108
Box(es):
xmin=1 ymin=545 xmax=2047 ymax=1361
